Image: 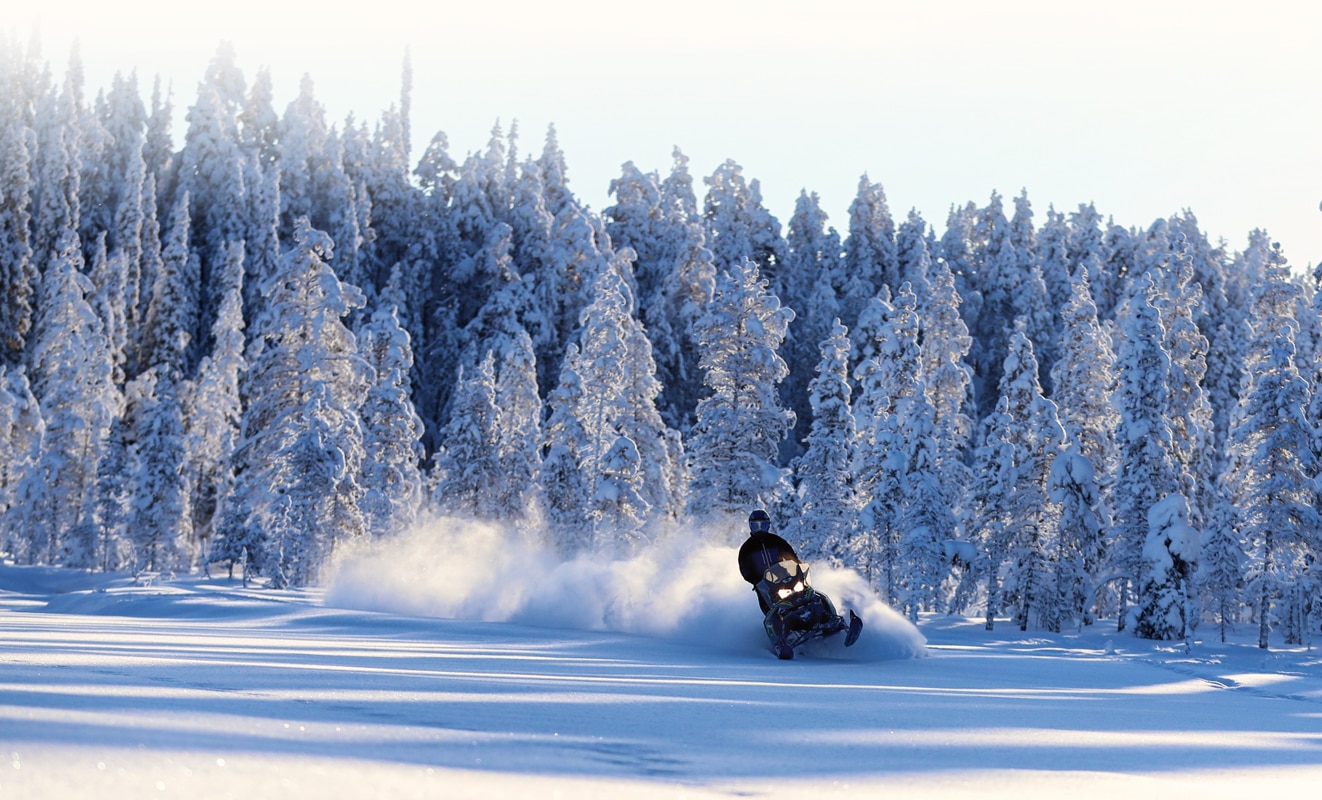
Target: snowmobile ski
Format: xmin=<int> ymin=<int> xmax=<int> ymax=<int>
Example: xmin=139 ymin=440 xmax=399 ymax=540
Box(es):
xmin=844 ymin=609 xmax=863 ymax=647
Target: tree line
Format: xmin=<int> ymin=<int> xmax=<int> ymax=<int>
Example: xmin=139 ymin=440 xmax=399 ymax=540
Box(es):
xmin=0 ymin=41 xmax=1317 ymax=648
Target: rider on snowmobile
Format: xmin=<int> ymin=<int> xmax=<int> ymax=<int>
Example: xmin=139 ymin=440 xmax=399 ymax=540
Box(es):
xmin=737 ymin=509 xmax=798 ymax=613
xmin=737 ymin=509 xmax=859 ymax=658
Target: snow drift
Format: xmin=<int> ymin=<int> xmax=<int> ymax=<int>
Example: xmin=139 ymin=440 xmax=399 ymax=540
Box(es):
xmin=323 ymin=517 xmax=928 ymax=661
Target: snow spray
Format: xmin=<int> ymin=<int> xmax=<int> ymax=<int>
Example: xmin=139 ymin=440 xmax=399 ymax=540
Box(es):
xmin=324 ymin=517 xmax=927 ymax=661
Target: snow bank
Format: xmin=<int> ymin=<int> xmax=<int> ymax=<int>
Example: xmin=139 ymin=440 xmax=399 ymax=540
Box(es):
xmin=323 ymin=517 xmax=927 ymax=660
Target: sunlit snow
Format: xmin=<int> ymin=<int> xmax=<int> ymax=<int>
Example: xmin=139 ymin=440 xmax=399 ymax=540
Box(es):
xmin=3 ymin=533 xmax=1322 ymax=798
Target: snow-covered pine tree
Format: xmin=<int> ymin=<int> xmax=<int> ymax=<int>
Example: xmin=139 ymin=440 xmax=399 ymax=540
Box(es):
xmin=1050 ymin=267 xmax=1118 ymax=473
xmin=793 ymin=321 xmax=856 ymax=564
xmin=686 ymin=259 xmax=795 ymax=526
xmin=358 ymin=304 xmax=424 ymax=539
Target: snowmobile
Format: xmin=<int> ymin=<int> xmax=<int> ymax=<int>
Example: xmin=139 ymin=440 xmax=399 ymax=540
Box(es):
xmin=755 ymin=558 xmax=862 ymax=660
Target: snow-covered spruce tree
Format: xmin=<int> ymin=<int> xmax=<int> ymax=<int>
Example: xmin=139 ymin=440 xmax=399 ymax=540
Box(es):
xmin=569 ymin=256 xmax=681 ymax=541
xmin=1049 ymin=443 xmax=1106 ymax=630
xmin=1231 ymin=328 xmax=1318 ymax=649
xmin=233 ymin=219 xmax=369 ymax=587
xmin=686 ymin=258 xmax=795 ymax=527
xmin=141 ymin=192 xmax=199 ymax=377
xmin=176 ymin=56 xmax=249 ymax=358
xmin=492 ymin=328 xmax=542 ymax=523
xmin=105 ymin=92 xmax=148 ymax=370
xmin=183 ymin=240 xmax=246 ymax=554
xmin=129 ymin=374 xmax=192 ymax=572
xmin=539 ymin=345 xmax=592 ymax=555
xmin=840 ymin=175 xmax=896 ymax=330
xmin=966 ymin=399 xmax=1016 ymax=627
xmin=358 ymin=304 xmax=424 ymax=539
xmin=31 ymin=71 xmax=82 ymax=278
xmin=277 ymin=73 xmax=329 ymax=237
xmin=1007 ymin=192 xmax=1056 ymax=387
xmin=430 ymin=353 xmax=501 ymax=520
xmin=1132 ymin=494 xmax=1200 ymax=644
xmin=264 ymin=385 xmax=363 ymax=590
xmin=1113 ymin=272 xmax=1180 ymax=634
xmin=1197 ymin=482 xmax=1246 ymax=643
xmin=0 ymin=84 xmax=37 ymax=367
xmin=792 ymin=321 xmax=857 ymax=564
xmin=87 ymin=233 xmax=128 ymax=386
xmin=0 ymin=366 xmax=43 ymax=559
xmin=898 ymin=385 xmax=956 ymax=621
xmin=1048 ymin=267 xmax=1116 ymax=626
xmin=702 ymin=160 xmax=786 ymax=292
xmin=607 ymin=151 xmax=719 ymax=434
xmin=92 ymin=415 xmax=131 ymax=571
xmin=1051 ymin=267 xmax=1118 ymax=473
xmin=995 ymin=325 xmax=1065 ymax=632
xmin=964 ymin=191 xmax=1016 ymax=422
xmin=852 ymin=287 xmax=917 ymax=602
xmin=916 ymin=228 xmax=974 ymax=514
xmin=1036 ymin=207 xmax=1073 ymax=338
xmin=1155 ymin=236 xmax=1215 ymax=528
xmin=593 ymin=434 xmax=650 ymax=553
xmin=25 ymin=233 xmax=115 ymax=566
xmin=781 ymin=190 xmax=843 ymax=462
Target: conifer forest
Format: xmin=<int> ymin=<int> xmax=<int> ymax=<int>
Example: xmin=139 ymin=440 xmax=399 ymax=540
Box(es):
xmin=1 ymin=42 xmax=1318 ymax=649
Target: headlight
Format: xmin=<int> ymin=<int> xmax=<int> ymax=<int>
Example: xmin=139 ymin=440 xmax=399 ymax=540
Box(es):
xmin=777 ymin=581 xmax=806 ymax=600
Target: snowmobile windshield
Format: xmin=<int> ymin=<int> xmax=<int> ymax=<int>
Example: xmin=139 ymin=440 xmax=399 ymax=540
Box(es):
xmin=763 ymin=560 xmax=811 ymax=602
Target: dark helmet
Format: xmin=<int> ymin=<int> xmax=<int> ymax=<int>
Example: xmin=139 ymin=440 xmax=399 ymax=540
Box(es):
xmin=748 ymin=509 xmax=771 ymax=533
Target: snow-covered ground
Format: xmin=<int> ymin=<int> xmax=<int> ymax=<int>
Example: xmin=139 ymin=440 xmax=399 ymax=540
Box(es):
xmin=3 ymin=526 xmax=1322 ymax=798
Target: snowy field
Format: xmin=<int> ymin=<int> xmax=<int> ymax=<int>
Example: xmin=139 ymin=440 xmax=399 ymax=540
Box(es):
xmin=3 ymin=524 xmax=1322 ymax=799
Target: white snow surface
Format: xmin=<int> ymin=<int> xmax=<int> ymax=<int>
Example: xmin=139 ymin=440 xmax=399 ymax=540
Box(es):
xmin=2 ymin=527 xmax=1321 ymax=798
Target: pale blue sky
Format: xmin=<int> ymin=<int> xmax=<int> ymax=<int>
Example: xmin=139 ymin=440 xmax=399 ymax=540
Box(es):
xmin=13 ymin=0 xmax=1321 ymax=267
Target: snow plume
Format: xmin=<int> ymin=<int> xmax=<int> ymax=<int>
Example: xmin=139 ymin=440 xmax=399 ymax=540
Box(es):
xmin=324 ymin=517 xmax=927 ymax=660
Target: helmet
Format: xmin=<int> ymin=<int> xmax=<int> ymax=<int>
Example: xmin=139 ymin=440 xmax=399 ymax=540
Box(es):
xmin=748 ymin=509 xmax=771 ymax=533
